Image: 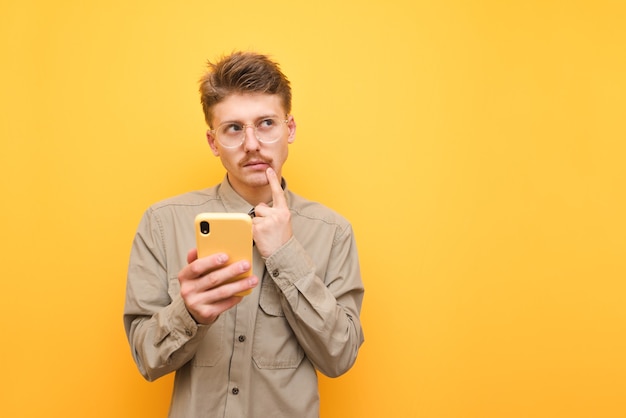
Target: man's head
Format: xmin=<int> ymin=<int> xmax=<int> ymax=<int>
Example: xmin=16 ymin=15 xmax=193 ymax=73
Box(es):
xmin=199 ymin=51 xmax=297 ymax=205
xmin=199 ymin=51 xmax=292 ymax=128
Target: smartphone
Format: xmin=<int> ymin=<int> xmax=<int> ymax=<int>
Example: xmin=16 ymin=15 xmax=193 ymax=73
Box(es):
xmin=194 ymin=212 xmax=253 ymax=296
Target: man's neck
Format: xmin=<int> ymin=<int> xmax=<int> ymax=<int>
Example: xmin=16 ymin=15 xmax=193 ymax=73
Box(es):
xmin=242 ymin=188 xmax=272 ymax=207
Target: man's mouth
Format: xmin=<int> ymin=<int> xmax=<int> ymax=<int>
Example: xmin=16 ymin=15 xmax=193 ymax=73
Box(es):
xmin=242 ymin=159 xmax=270 ymax=170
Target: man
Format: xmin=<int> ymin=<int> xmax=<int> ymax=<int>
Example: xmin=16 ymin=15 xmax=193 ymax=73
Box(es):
xmin=124 ymin=51 xmax=364 ymax=418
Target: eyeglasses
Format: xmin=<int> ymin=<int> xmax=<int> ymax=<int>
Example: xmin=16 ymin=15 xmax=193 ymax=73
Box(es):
xmin=211 ymin=117 xmax=288 ymax=148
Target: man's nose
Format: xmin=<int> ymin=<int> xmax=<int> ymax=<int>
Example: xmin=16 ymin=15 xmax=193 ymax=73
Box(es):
xmin=243 ymin=125 xmax=260 ymax=150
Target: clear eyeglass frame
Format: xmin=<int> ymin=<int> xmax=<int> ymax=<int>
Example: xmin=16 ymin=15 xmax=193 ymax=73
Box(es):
xmin=210 ymin=117 xmax=289 ymax=149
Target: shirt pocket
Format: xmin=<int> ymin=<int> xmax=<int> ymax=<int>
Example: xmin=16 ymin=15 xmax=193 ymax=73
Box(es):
xmin=192 ymin=316 xmax=225 ymax=367
xmin=252 ymin=278 xmax=304 ymax=369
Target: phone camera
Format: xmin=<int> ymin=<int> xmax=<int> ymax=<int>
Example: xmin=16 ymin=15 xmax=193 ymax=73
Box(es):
xmin=200 ymin=221 xmax=210 ymax=235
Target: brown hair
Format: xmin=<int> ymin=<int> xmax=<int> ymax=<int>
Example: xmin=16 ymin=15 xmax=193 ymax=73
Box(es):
xmin=199 ymin=51 xmax=292 ymax=128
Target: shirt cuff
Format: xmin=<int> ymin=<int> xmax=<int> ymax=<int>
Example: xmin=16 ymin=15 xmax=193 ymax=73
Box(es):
xmin=264 ymin=236 xmax=315 ymax=291
xmin=156 ymin=295 xmax=208 ymax=344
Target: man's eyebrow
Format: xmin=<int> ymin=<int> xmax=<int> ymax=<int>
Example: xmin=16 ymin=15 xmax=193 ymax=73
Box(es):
xmin=216 ymin=114 xmax=280 ymax=126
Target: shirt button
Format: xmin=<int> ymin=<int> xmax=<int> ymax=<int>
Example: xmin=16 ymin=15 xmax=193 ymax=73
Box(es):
xmin=272 ymin=269 xmax=279 ymax=277
xmin=185 ymin=328 xmax=193 ymax=336
xmin=232 ymin=387 xmax=239 ymax=395
xmin=238 ymin=335 xmax=246 ymax=342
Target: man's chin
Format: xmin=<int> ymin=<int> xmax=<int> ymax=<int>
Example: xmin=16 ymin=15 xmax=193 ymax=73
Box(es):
xmin=241 ymin=172 xmax=270 ymax=188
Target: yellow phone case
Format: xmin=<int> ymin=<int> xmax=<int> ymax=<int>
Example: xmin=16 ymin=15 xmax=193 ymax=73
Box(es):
xmin=194 ymin=212 xmax=253 ymax=296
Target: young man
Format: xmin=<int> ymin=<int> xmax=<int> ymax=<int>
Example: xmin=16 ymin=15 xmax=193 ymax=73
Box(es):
xmin=124 ymin=51 xmax=364 ymax=417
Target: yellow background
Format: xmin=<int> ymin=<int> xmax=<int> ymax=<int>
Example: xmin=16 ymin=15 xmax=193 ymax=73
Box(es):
xmin=1 ymin=1 xmax=624 ymax=417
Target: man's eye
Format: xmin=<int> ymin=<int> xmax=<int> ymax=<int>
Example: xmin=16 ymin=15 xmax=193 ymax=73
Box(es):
xmin=258 ymin=119 xmax=275 ymax=129
xmin=223 ymin=124 xmax=243 ymax=134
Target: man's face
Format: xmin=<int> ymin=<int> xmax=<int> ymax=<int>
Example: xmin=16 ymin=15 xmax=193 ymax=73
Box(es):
xmin=206 ymin=93 xmax=296 ymax=198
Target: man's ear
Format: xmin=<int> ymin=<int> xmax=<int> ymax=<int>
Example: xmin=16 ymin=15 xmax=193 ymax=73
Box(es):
xmin=287 ymin=115 xmax=297 ymax=144
xmin=206 ymin=130 xmax=220 ymax=156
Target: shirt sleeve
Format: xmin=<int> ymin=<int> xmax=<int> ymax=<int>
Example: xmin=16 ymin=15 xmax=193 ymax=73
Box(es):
xmin=263 ymin=223 xmax=365 ymax=378
xmin=123 ymin=209 xmax=209 ymax=381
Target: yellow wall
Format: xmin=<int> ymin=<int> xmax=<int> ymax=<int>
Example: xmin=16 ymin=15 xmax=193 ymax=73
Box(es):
xmin=1 ymin=1 xmax=624 ymax=417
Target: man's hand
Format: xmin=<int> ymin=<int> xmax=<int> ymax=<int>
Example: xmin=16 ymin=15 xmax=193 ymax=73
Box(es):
xmin=252 ymin=167 xmax=293 ymax=258
xmin=178 ymin=249 xmax=259 ymax=325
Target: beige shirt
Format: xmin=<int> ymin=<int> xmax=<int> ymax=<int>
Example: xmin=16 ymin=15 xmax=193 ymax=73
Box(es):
xmin=124 ymin=177 xmax=364 ymax=417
